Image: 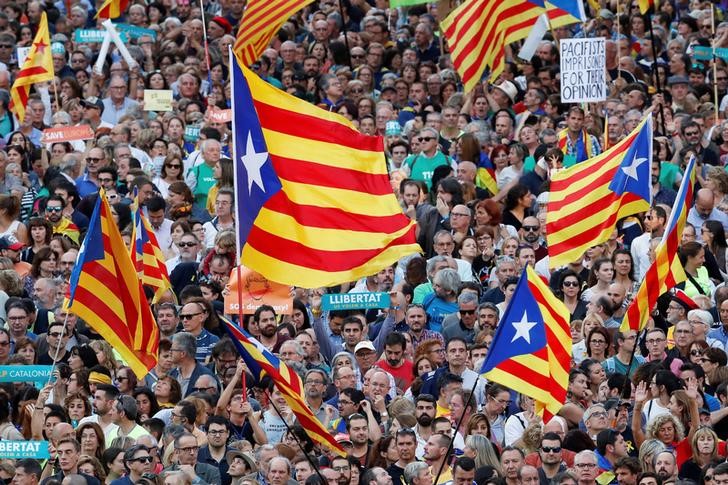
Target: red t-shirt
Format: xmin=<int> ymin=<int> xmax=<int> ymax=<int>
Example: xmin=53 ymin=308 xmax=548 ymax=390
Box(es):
xmin=375 ymin=359 xmax=414 ymax=392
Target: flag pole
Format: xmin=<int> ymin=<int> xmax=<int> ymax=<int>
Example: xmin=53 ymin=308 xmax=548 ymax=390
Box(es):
xmin=265 ymin=389 xmax=330 ymax=483
xmin=45 ymin=312 xmax=70 ymax=387
xmin=237 ymin=266 xmax=246 ymax=401
xmin=336 ymin=0 xmax=352 ymax=69
xmin=712 ymin=5 xmax=719 ymax=125
xmin=199 ymin=0 xmax=212 ymax=85
xmin=645 ymin=10 xmax=666 ymax=136
xmin=433 ymin=373 xmax=481 ymax=485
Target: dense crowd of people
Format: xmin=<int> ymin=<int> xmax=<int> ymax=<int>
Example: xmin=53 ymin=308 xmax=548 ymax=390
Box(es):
xmin=2 ymin=0 xmax=728 ymax=485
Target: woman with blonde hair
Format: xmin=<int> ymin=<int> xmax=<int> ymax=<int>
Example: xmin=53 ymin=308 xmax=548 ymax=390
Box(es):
xmin=638 ymin=439 xmax=666 ymax=473
xmin=464 ymin=434 xmax=501 ymax=470
xmin=77 ymin=454 xmax=107 ymax=483
xmin=679 ymin=426 xmax=720 ymax=481
xmin=89 ymin=340 xmax=119 ymax=377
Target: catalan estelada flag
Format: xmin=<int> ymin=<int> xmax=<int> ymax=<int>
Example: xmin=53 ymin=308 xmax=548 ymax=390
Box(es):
xmin=620 ymin=156 xmax=696 ymax=332
xmin=130 ymin=194 xmax=173 ymax=303
xmin=547 ymin=114 xmax=653 ymax=268
xmin=231 ymin=53 xmax=420 ymax=288
xmin=546 ymin=0 xmax=586 ymax=26
xmin=222 ymin=317 xmax=347 ymax=456
xmin=476 ymin=156 xmax=498 ymax=195
xmin=9 ymin=12 xmax=54 ymax=123
xmin=96 ymin=0 xmax=129 ymax=19
xmin=441 ymin=0 xmax=545 ymax=91
xmin=53 ymin=217 xmax=80 ymax=245
xmin=233 ymin=0 xmax=314 ymax=66
xmin=66 ymin=190 xmax=159 ymax=378
xmin=480 ymin=266 xmax=571 ymax=421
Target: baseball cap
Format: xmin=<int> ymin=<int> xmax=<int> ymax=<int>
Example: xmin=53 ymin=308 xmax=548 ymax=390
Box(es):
xmin=81 ymin=96 xmax=104 ymax=112
xmin=0 ymin=237 xmax=23 ymax=251
xmin=354 ymin=341 xmax=375 ymax=353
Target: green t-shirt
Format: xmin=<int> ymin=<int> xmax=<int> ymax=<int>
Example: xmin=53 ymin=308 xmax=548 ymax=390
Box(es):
xmin=192 ymin=163 xmax=216 ymax=207
xmin=659 ymin=161 xmax=680 ymax=190
xmin=405 ymin=152 xmax=449 ymax=189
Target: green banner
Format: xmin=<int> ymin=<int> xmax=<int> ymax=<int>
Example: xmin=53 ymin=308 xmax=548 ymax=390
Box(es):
xmin=389 ymin=0 xmax=433 ymax=7
xmin=321 ymin=292 xmax=390 ymax=311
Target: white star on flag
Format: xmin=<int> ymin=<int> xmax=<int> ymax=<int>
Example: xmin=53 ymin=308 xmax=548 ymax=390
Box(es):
xmin=241 ymin=131 xmax=268 ymax=195
xmin=621 ymin=156 xmax=648 ymax=181
xmin=511 ymin=311 xmax=538 ymax=344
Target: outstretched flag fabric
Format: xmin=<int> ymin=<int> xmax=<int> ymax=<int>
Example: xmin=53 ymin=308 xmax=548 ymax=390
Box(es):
xmin=222 ymin=317 xmax=347 ymax=456
xmin=441 ymin=0 xmax=545 ymax=92
xmin=638 ymin=0 xmax=658 ymax=14
xmin=66 ymin=191 xmax=159 ymax=378
xmin=9 ymin=12 xmax=54 ymax=122
xmin=231 ymin=52 xmax=420 ymax=288
xmin=620 ymin=156 xmax=696 ymax=332
xmin=480 ymin=266 xmax=571 ymax=421
xmin=130 ymin=194 xmax=173 ymax=303
xmin=96 ymin=0 xmax=129 ymax=18
xmin=547 ymin=113 xmax=653 ymax=268
xmin=233 ymin=0 xmax=314 ymax=66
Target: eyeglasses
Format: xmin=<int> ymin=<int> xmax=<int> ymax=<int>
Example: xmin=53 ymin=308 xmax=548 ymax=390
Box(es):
xmin=589 ymin=339 xmax=606 ymax=345
xmin=177 ymin=242 xmax=197 ymax=247
xmin=522 ymin=225 xmax=540 ymax=232
xmin=306 ymin=380 xmax=324 ymax=385
xmin=691 ymin=349 xmax=705 ymax=356
xmin=0 ymin=45 xmax=12 ymax=49
xmin=45 ymin=207 xmax=62 ymax=213
xmin=589 ymin=411 xmax=607 ymax=418
xmin=117 ymin=377 xmax=129 ymax=381
xmin=684 ymin=131 xmax=700 ymax=136
xmin=575 ymin=463 xmax=597 ymax=469
xmin=451 ymin=212 xmax=470 ymax=217
xmin=130 ymin=456 xmax=153 ymax=464
xmin=167 ymin=164 xmax=182 ymax=169
xmin=541 ymin=446 xmax=561 ymax=453
xmin=459 ymin=309 xmax=475 ymax=315
xmin=563 ymin=281 xmax=579 ymax=287
xmin=7 ymin=316 xmax=26 ymax=321
xmin=351 ymin=54 xmax=365 ymax=59
xmin=179 ymin=312 xmax=203 ymax=320
xmin=98 ymin=177 xmax=114 ymax=183
xmin=418 ymin=137 xmax=436 ymax=142
xmin=48 ymin=332 xmax=63 ymax=338
xmin=86 ymin=157 xmax=102 ymax=163
xmin=176 ymin=446 xmax=198 ymax=453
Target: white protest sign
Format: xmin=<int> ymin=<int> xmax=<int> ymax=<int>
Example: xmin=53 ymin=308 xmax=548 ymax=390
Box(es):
xmin=16 ymin=47 xmax=30 ymax=68
xmin=560 ymin=38 xmax=607 ymax=103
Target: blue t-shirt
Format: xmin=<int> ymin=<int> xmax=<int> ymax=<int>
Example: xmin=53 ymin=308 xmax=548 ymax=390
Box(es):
xmin=422 ymin=293 xmax=458 ymax=334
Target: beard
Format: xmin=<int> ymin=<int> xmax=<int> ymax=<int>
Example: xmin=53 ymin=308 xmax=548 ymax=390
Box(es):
xmin=417 ymin=414 xmax=433 ymax=427
xmin=260 ymin=324 xmax=277 ymax=338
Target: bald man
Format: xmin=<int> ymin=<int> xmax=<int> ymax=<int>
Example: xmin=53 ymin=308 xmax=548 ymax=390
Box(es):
xmin=456 ymin=161 xmax=489 ymax=198
xmin=688 ymin=188 xmax=728 ymax=241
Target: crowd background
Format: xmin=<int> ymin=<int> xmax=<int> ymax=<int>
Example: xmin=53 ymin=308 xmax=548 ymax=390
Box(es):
xmin=3 ymin=1 xmax=728 ymax=485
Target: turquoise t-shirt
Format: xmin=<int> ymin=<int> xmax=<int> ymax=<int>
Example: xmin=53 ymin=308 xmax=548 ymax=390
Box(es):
xmin=405 ymin=152 xmax=449 ymax=189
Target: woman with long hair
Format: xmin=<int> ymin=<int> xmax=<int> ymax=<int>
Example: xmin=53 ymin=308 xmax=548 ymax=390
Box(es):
xmin=473 ymin=199 xmax=518 ymax=250
xmin=133 ymin=387 xmax=161 ymax=422
xmin=679 ymin=426 xmax=720 ymax=481
xmin=155 ymin=375 xmax=182 ymax=408
xmin=21 ymin=217 xmax=52 ymax=264
xmin=206 ymin=157 xmax=234 ymax=217
xmin=23 ymin=246 xmax=58 ymax=296
xmin=463 ymin=434 xmax=501 ymax=470
xmin=77 ymin=422 xmax=105 ymax=463
xmin=680 ymin=241 xmax=714 ymax=298
xmin=612 ymin=249 xmax=635 ymax=294
xmin=558 ymin=270 xmax=587 ymax=321
xmin=579 ymin=359 xmax=607 ymax=400
xmin=581 ymin=258 xmax=614 ymax=303
xmin=0 ymin=194 xmax=27 ymax=244
xmin=152 ymin=154 xmax=184 ymax=199
xmin=585 ymin=327 xmax=611 ymax=363
xmin=502 ymin=184 xmax=533 ymax=232
xmin=702 ymin=220 xmax=728 ymax=278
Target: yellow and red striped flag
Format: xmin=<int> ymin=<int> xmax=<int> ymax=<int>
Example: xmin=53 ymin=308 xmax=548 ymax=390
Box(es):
xmin=233 ymin=0 xmax=314 ymax=66
xmin=223 ymin=317 xmax=347 ymax=456
xmin=480 ymin=266 xmax=571 ymax=421
xmin=9 ymin=12 xmax=54 ymax=123
xmin=547 ymin=114 xmax=653 ymax=268
xmin=130 ymin=193 xmax=173 ymax=303
xmin=96 ymin=0 xmax=129 ymax=19
xmin=620 ymin=156 xmax=696 ymax=332
xmin=638 ymin=0 xmax=658 ymax=14
xmin=441 ymin=0 xmax=545 ymax=92
xmin=231 ymin=53 xmax=420 ymax=288
xmin=66 ymin=190 xmax=159 ymax=378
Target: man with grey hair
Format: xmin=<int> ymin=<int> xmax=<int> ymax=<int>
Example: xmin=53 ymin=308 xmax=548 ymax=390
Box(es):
xmin=426 ymin=268 xmax=461 ymax=334
xmin=573 ymin=450 xmax=599 ymax=485
xmin=279 ymin=339 xmax=306 ymax=367
xmin=185 ymin=138 xmax=222 ymax=203
xmin=254 ymin=444 xmax=279 ymax=484
xmin=101 ymin=75 xmax=139 ymax=125
xmin=164 ymin=432 xmax=221 ymax=484
xmin=429 ymin=230 xmax=474 ymax=282
xmin=404 ymin=462 xmax=431 ymax=485
xmin=442 ymin=292 xmax=479 ymax=344
xmin=169 ymin=332 xmax=218 ymax=397
xmin=267 ymin=456 xmax=292 ymax=485
xmin=319 ymin=73 xmax=343 ymax=109
xmin=108 ymin=395 xmax=151 ymax=442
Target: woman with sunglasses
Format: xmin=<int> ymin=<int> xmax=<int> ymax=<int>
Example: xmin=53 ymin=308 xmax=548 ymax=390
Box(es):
xmin=152 ymin=154 xmax=184 ymax=199
xmin=557 ymin=270 xmax=587 ymax=321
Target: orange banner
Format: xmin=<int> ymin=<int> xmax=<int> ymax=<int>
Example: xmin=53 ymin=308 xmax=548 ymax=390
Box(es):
xmin=205 ymin=106 xmax=232 ymax=123
xmin=224 ymin=266 xmax=292 ymax=315
xmin=41 ymin=125 xmax=95 ymax=144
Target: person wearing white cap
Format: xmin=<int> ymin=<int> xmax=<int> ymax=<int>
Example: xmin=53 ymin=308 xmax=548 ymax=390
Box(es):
xmin=491 ymin=80 xmax=517 ymax=110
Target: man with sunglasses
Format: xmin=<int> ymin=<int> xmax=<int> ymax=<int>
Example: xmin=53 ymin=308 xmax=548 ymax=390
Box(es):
xmin=442 ymin=292 xmax=478 ymax=344
xmin=110 ymin=445 xmax=154 ymax=485
xmin=534 ymin=432 xmax=567 ymax=485
xmin=404 ymin=127 xmax=450 ymax=190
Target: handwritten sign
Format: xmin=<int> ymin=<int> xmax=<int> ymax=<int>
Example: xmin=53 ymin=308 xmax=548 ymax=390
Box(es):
xmin=113 ymin=23 xmax=157 ymax=40
xmin=41 ymin=125 xmax=95 ymax=144
xmin=322 ymin=292 xmax=390 ymax=311
xmin=205 ymin=107 xmax=232 ymax=123
xmin=560 ymin=38 xmax=606 ymax=103
xmin=144 ymin=90 xmax=173 ymax=111
xmin=0 ymin=441 xmax=49 ymax=459
xmin=75 ymin=29 xmax=128 ymax=43
xmin=224 ymin=266 xmax=292 ymax=315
